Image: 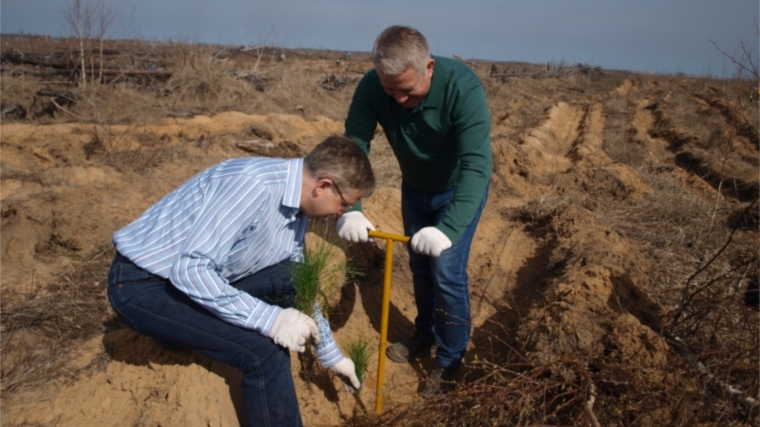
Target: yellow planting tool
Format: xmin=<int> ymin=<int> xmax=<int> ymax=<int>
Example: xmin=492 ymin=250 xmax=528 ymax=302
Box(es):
xmin=367 ymin=229 xmax=410 ymax=414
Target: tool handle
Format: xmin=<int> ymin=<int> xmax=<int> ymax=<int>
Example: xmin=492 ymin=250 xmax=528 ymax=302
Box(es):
xmin=368 ymin=229 xmax=409 ymax=414
xmin=368 ymin=230 xmax=410 ymax=243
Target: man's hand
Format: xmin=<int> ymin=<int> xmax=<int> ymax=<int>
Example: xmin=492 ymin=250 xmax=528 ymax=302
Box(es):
xmin=329 ymin=357 xmax=362 ymax=392
xmin=267 ymin=308 xmax=320 ymax=352
xmin=410 ymin=227 xmax=452 ymax=257
xmin=336 ymin=211 xmax=375 ymax=242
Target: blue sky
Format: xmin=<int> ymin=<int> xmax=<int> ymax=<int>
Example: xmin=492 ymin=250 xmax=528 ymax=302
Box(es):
xmin=2 ymin=0 xmax=758 ymax=76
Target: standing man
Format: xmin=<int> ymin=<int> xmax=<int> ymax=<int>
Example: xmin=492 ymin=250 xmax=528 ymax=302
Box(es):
xmin=108 ymin=135 xmax=374 ymax=427
xmin=338 ymin=25 xmax=492 ymax=397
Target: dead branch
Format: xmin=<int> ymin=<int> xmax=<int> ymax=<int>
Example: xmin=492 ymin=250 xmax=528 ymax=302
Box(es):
xmin=98 ymin=68 xmax=173 ymax=78
xmin=51 ymin=99 xmax=92 ymax=122
xmin=1 ymin=104 xmax=27 ymax=120
xmin=583 ymin=364 xmax=601 ymax=427
xmin=671 ymin=198 xmax=758 ymax=327
xmin=667 ymin=334 xmax=759 ymax=411
xmin=710 ymin=38 xmax=759 ymax=81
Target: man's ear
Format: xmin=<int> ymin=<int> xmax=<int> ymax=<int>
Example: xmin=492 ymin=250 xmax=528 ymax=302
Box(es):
xmin=314 ymin=178 xmax=331 ymax=196
xmin=426 ymin=58 xmax=435 ymax=77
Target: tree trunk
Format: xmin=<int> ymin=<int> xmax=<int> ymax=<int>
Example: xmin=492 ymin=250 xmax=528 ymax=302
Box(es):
xmin=78 ymin=30 xmax=86 ymax=88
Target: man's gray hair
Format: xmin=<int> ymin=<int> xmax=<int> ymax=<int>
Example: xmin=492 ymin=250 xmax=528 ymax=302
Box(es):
xmin=372 ymin=26 xmax=431 ymax=76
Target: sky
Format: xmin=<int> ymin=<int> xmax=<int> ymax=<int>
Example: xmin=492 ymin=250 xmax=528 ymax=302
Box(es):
xmin=1 ymin=0 xmax=758 ymax=77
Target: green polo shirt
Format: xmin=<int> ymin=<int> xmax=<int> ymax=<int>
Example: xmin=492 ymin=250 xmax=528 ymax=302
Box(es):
xmin=345 ymin=55 xmax=492 ymax=244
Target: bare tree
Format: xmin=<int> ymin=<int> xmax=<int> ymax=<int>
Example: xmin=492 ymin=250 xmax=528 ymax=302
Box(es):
xmin=93 ymin=0 xmax=117 ymax=83
xmin=61 ymin=0 xmax=117 ymax=88
xmin=61 ymin=0 xmax=93 ymax=88
xmin=117 ymin=4 xmax=141 ymax=41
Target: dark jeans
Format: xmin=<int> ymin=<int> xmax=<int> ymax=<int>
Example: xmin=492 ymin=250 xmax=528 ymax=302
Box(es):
xmin=107 ymin=251 xmax=302 ymax=427
xmin=401 ymin=180 xmax=489 ymax=370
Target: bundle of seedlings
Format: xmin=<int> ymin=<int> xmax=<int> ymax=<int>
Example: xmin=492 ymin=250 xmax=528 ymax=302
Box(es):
xmin=288 ymin=225 xmax=360 ymax=385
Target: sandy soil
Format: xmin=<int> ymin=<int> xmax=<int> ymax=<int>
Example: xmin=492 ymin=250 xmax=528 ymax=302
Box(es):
xmin=1 ymin=49 xmax=758 ymax=426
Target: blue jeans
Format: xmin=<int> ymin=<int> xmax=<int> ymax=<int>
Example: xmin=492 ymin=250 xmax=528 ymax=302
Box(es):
xmin=401 ymin=180 xmax=488 ymax=370
xmin=107 ymin=251 xmax=303 ymax=427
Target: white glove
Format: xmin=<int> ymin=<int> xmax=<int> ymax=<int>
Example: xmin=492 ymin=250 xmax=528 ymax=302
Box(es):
xmin=410 ymin=227 xmax=452 ymax=257
xmin=267 ymin=308 xmax=320 ymax=352
xmin=329 ymin=357 xmax=362 ymax=391
xmin=336 ymin=211 xmax=375 ymax=243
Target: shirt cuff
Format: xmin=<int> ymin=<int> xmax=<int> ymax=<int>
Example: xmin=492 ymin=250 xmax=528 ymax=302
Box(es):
xmin=248 ymin=303 xmax=282 ymax=336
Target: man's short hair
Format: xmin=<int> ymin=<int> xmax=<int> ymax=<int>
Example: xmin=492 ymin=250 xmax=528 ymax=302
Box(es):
xmin=372 ymin=25 xmax=431 ymax=76
xmin=305 ymin=135 xmax=375 ymax=198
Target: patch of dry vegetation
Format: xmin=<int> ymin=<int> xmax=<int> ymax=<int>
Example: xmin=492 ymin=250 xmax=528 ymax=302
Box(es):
xmin=1 ymin=37 xmax=366 ymax=125
xmin=0 ymin=243 xmax=116 ymax=395
xmin=596 ymin=80 xmax=759 ymax=425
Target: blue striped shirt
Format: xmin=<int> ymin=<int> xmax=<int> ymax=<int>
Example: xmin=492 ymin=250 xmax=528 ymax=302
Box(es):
xmin=113 ymin=157 xmax=342 ymax=367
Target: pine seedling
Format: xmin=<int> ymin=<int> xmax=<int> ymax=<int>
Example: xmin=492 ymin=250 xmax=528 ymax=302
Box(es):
xmin=289 ymin=225 xmax=362 ymax=318
xmin=288 ymin=243 xmax=326 ymax=318
xmin=343 ymin=335 xmax=374 ymax=398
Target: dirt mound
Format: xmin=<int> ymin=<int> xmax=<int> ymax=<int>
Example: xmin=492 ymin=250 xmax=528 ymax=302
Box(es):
xmin=2 ymin=39 xmax=758 ymax=426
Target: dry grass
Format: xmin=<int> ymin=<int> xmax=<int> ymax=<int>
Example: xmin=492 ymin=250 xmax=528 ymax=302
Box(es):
xmin=1 ymin=38 xmax=361 ymax=126
xmin=0 ymin=243 xmax=118 ymax=395
xmin=602 ymin=93 xmax=648 ymax=167
xmin=361 ymin=358 xmax=597 ymax=427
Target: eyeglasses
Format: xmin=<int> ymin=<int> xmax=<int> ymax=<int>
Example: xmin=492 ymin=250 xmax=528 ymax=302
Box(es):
xmin=331 ymin=180 xmax=350 ymax=209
